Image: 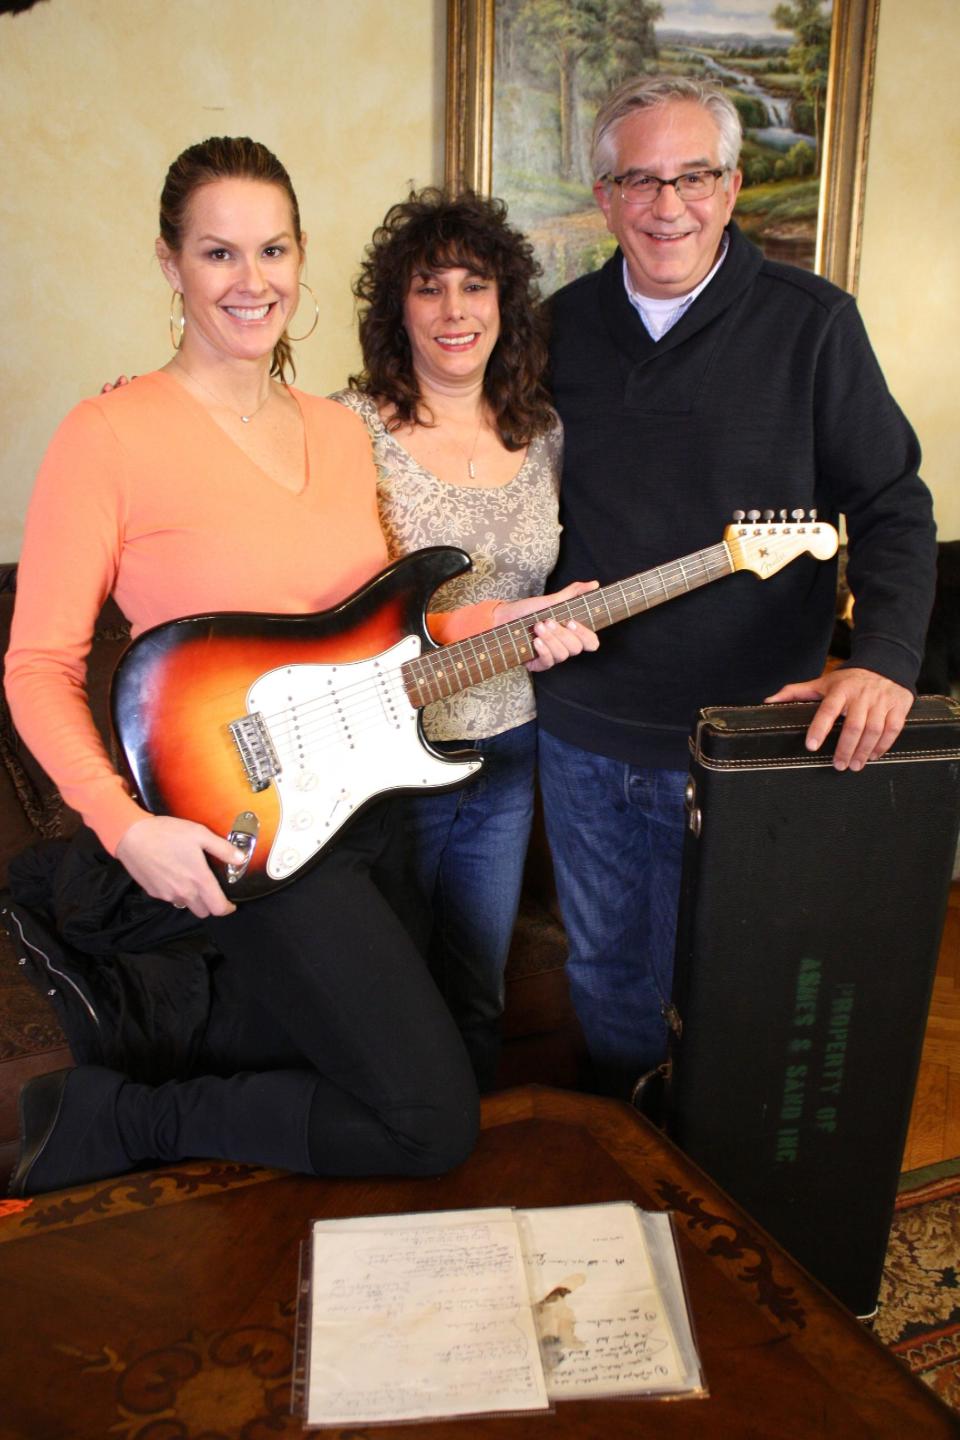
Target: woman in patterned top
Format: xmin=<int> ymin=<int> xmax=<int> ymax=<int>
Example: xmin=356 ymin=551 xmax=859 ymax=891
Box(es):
xmin=333 ymin=189 xmax=580 ymax=1089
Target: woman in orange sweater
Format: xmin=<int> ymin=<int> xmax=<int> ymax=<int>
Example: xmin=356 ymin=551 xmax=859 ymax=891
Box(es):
xmin=4 ymin=136 xmax=597 ymax=1196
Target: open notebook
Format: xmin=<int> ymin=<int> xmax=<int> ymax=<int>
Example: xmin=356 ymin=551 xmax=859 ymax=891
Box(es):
xmin=293 ymin=1200 xmax=705 ymax=1427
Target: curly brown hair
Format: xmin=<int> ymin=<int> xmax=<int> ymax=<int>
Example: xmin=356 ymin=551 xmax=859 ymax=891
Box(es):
xmin=349 ymin=188 xmax=554 ymax=450
xmin=159 ymin=136 xmax=303 ymax=381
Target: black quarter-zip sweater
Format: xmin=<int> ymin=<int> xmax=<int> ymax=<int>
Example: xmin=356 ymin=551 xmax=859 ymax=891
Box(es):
xmin=536 ymin=223 xmax=937 ymax=769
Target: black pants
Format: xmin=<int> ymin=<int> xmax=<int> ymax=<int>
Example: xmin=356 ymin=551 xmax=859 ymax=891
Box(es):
xmin=194 ymin=801 xmax=479 ymax=1175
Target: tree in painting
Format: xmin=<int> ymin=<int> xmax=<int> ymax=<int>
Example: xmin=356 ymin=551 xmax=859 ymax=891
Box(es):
xmin=502 ymin=2 xmax=608 ymax=185
xmin=495 ymin=0 xmax=663 ymax=184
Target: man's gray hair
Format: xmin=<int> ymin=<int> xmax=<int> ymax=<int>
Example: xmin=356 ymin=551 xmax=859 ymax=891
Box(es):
xmin=591 ymin=75 xmax=743 ymax=182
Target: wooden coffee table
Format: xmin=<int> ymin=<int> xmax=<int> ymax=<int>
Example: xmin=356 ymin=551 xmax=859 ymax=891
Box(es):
xmin=0 ymin=1086 xmax=952 ymax=1439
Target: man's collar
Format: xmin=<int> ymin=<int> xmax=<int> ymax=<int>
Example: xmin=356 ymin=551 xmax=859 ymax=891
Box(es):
xmin=595 ymin=223 xmax=765 ymax=366
xmin=623 ymin=232 xmax=730 ymax=339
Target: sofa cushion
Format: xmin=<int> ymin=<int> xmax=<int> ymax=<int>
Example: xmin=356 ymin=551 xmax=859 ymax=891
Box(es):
xmin=0 ymin=568 xmax=131 ymax=881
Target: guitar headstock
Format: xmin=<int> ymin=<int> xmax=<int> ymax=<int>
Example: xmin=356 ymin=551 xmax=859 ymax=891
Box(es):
xmin=725 ymin=509 xmax=839 ymax=579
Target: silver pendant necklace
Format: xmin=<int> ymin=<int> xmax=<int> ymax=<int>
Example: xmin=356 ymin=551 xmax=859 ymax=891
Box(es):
xmin=443 ymin=413 xmax=483 ymax=478
xmin=176 ymin=362 xmax=272 ymax=422
xmin=466 ymin=415 xmax=482 ymax=478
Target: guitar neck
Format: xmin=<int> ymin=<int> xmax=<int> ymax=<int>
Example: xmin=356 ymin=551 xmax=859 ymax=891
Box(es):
xmin=402 ymin=540 xmax=734 ymax=708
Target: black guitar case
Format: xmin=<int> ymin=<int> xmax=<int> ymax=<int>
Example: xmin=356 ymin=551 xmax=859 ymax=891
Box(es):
xmin=665 ymin=696 xmax=960 ymax=1316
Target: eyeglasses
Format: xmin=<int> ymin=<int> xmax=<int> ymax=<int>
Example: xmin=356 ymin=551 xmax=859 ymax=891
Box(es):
xmin=601 ymin=168 xmax=727 ymax=206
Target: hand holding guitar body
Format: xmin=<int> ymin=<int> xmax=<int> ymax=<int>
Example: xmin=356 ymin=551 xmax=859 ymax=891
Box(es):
xmin=116 ymin=815 xmax=247 ymax=918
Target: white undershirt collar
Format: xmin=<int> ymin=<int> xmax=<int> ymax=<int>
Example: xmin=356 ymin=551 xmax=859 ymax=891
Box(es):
xmin=624 ymin=231 xmax=730 ymax=340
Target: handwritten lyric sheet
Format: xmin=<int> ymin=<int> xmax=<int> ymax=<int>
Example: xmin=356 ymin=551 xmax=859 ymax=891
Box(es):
xmin=302 ymin=1203 xmax=703 ymax=1426
xmin=518 ymin=1202 xmax=700 ymax=1398
xmin=305 ymin=1208 xmax=549 ymax=1425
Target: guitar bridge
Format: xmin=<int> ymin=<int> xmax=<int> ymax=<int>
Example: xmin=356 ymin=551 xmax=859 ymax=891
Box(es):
xmin=229 ymin=711 xmax=280 ymax=792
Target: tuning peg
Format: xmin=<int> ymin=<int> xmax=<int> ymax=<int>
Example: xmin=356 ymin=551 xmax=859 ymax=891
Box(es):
xmin=763 ymin=509 xmax=774 ymax=522
xmin=747 ymin=509 xmax=760 ymax=522
xmin=779 ymin=509 xmax=788 ymax=522
xmin=809 ymin=508 xmax=818 ymax=521
xmin=732 ymin=510 xmax=745 ymax=522
xmin=791 ymin=509 xmax=804 ymax=522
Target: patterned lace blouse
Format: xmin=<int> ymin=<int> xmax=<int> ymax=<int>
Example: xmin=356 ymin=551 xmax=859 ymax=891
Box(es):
xmin=331 ymin=389 xmax=562 ymax=741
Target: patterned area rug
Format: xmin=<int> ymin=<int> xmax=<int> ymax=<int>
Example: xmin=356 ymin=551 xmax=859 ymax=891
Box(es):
xmin=874 ymin=1158 xmax=960 ymax=1414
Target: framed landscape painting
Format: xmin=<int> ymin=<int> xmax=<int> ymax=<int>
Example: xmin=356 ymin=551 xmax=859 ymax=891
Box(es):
xmin=445 ymin=0 xmax=878 ymax=296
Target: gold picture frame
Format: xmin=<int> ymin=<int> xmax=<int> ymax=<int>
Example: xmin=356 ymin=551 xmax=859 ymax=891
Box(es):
xmin=445 ymin=0 xmax=879 ymax=294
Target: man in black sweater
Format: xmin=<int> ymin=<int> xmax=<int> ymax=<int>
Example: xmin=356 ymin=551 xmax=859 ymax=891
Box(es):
xmin=536 ymin=76 xmax=936 ymax=1098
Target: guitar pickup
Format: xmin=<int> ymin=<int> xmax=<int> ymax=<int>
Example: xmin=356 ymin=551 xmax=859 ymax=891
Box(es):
xmin=225 ymin=812 xmax=259 ymax=884
xmin=229 ymin=711 xmax=280 ymax=792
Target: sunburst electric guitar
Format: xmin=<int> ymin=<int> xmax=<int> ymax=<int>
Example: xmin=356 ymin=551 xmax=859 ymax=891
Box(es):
xmin=111 ymin=512 xmax=838 ymax=900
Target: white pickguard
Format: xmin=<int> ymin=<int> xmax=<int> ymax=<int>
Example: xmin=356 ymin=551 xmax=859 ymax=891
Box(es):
xmin=245 ymin=635 xmax=481 ymax=883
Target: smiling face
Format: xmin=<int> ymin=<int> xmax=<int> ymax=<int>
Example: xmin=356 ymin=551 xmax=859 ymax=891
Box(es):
xmin=401 ymin=266 xmax=501 ymax=393
xmin=156 ymin=178 xmax=303 ymax=365
xmin=594 ymin=99 xmax=742 ymax=300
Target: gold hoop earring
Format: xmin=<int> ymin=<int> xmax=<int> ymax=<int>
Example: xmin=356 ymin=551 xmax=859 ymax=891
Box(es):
xmin=288 ymin=280 xmax=319 ymax=342
xmin=169 ymin=291 xmax=185 ymax=351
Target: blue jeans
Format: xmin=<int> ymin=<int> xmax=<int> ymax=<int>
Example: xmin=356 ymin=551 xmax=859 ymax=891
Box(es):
xmin=406 ymin=720 xmax=537 ymax=1090
xmin=538 ymin=729 xmax=687 ymax=1092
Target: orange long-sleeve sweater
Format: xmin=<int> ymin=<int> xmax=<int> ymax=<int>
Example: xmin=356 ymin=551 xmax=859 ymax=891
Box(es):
xmin=5 ymin=372 xmax=498 ymax=854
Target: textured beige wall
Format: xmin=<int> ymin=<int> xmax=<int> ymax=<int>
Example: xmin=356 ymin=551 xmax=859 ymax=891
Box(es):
xmin=0 ymin=0 xmax=444 ymax=555
xmin=3 ymin=0 xmax=956 ymax=559
xmin=858 ymin=0 xmax=958 ymax=539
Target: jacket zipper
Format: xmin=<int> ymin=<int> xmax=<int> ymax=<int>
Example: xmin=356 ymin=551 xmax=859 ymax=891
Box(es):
xmin=3 ymin=905 xmax=101 ymax=1028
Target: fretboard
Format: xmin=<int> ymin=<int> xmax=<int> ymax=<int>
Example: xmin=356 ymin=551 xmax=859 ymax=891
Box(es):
xmin=402 ymin=540 xmax=734 ymax=709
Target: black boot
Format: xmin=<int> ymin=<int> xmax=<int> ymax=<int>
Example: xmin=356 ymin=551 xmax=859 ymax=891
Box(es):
xmin=10 ymin=1065 xmax=319 ymax=1197
xmin=9 ymin=1066 xmax=131 ymax=1197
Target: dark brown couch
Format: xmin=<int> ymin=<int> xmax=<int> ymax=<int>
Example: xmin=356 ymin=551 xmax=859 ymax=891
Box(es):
xmin=0 ymin=567 xmax=581 ymax=1187
xmin=0 ymin=566 xmax=136 ymax=1185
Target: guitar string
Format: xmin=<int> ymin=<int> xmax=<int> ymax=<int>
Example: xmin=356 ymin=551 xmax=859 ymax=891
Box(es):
xmin=256 ymin=548 xmax=734 ymax=751
xmin=255 ymin=549 xmax=728 ymax=743
xmin=250 ymin=549 xmax=734 ymax=762
xmin=245 ymin=522 xmax=820 ymax=749
xmin=225 ymin=529 xmax=820 ymax=783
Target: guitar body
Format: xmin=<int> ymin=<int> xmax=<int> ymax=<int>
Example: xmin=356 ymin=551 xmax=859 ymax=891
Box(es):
xmin=111 ymin=547 xmax=482 ymax=901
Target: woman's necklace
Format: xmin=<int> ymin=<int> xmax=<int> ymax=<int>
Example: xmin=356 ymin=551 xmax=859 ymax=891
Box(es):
xmin=430 ymin=408 xmax=484 ymax=479
xmin=463 ymin=416 xmax=482 ymax=480
xmin=175 ymin=361 xmax=273 ymax=423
